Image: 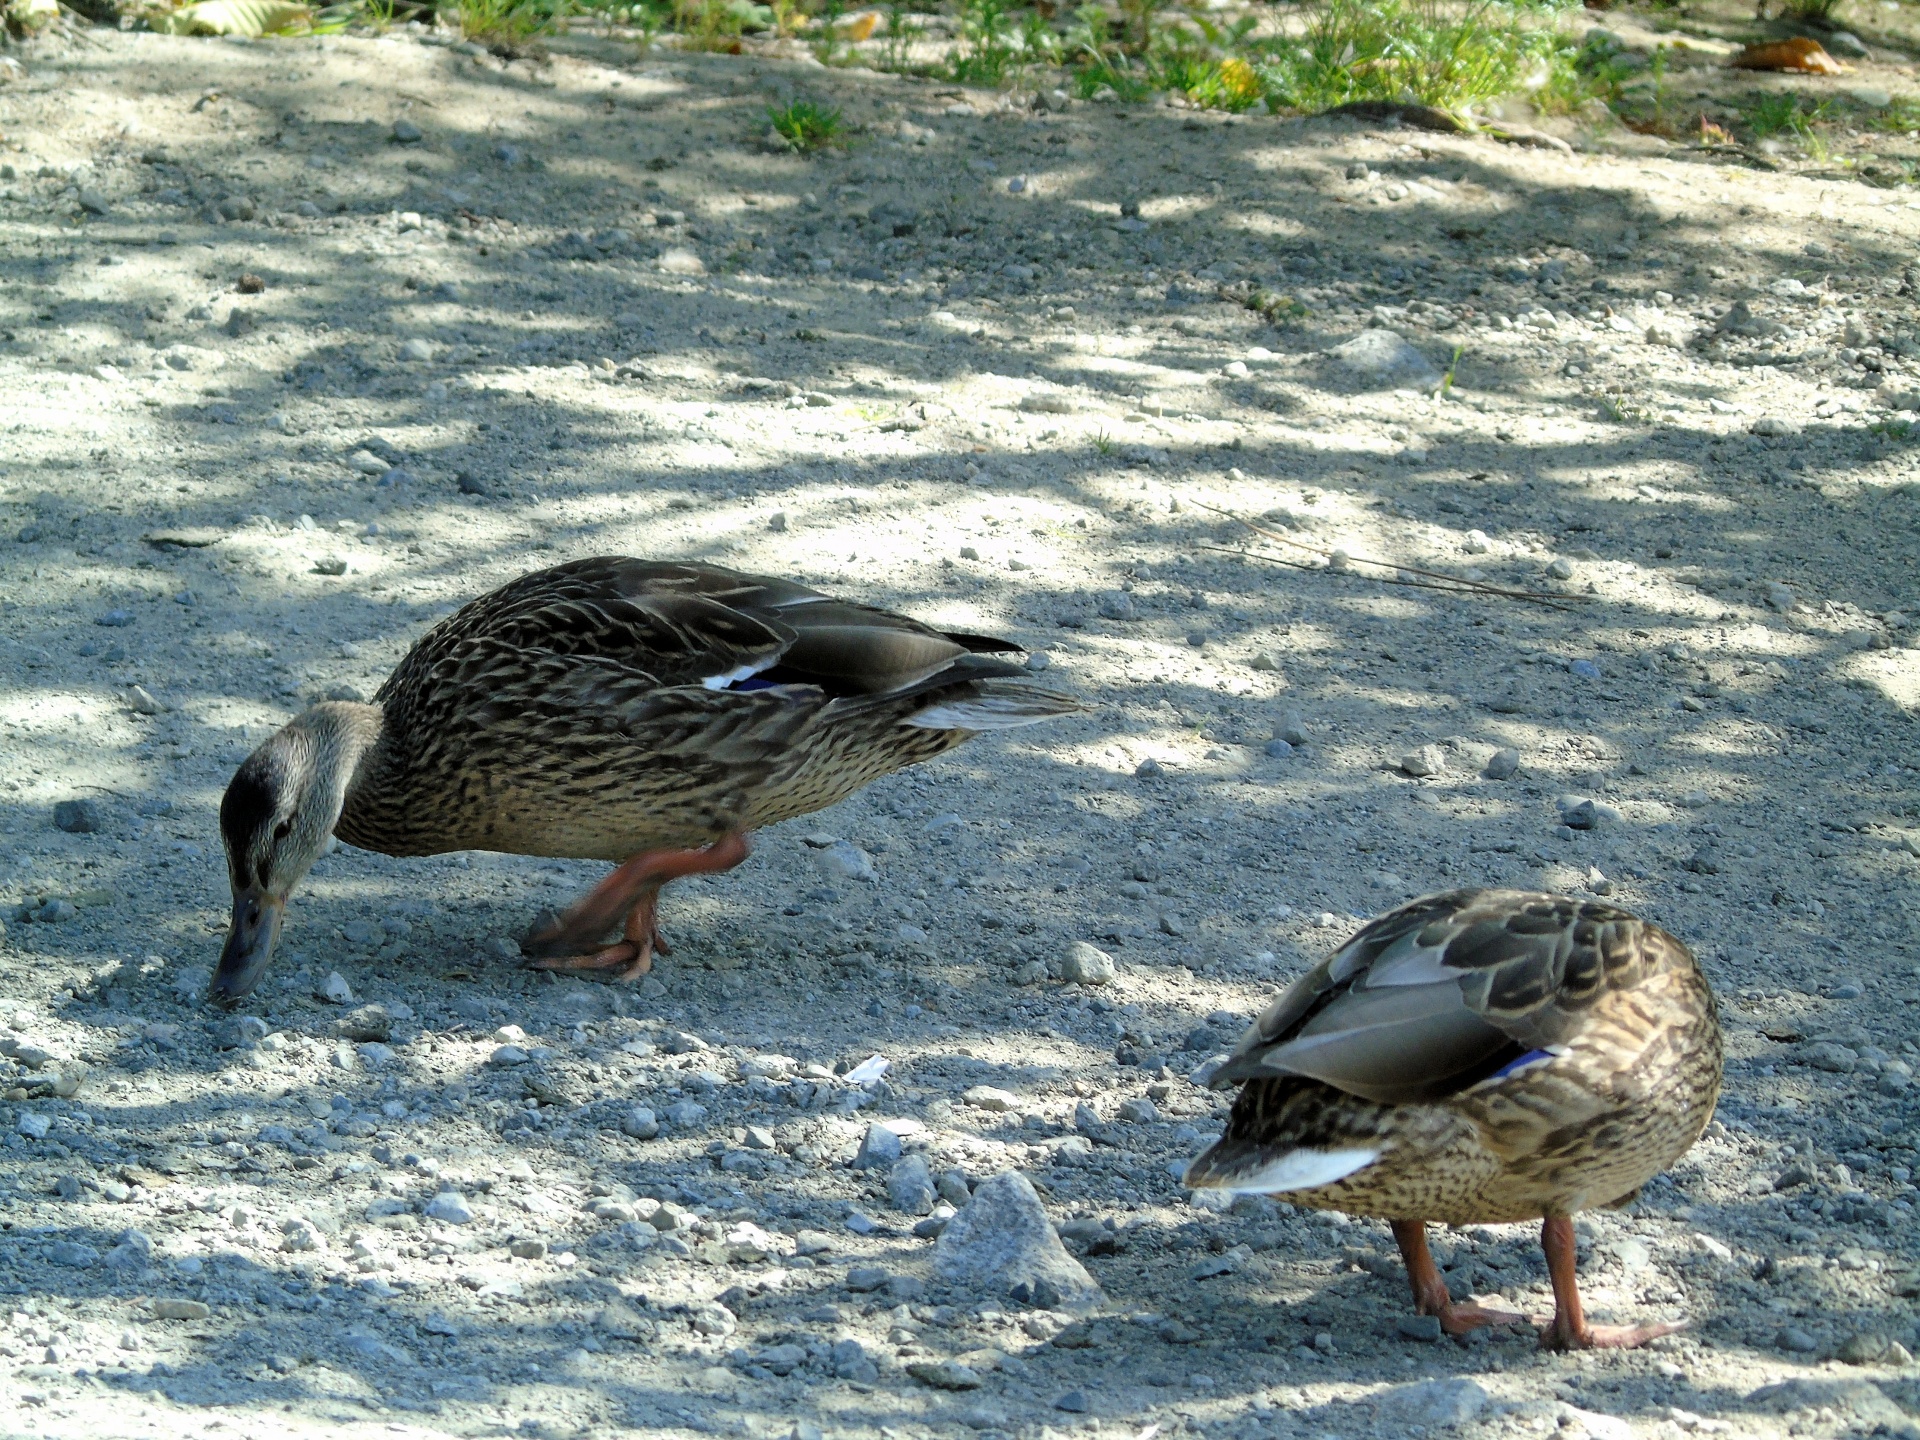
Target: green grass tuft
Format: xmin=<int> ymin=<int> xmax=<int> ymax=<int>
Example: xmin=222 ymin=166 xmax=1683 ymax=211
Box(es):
xmin=767 ymin=98 xmax=846 ymax=152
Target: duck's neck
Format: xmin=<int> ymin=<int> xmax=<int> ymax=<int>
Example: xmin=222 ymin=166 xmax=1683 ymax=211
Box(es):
xmin=301 ymin=701 xmax=387 ymax=834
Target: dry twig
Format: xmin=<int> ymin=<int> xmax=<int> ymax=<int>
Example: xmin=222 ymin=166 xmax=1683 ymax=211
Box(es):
xmin=1195 ymin=501 xmax=1586 ymax=612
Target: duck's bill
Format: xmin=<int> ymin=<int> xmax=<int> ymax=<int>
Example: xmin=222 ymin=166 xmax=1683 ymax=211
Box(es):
xmin=211 ymin=889 xmax=284 ymax=1006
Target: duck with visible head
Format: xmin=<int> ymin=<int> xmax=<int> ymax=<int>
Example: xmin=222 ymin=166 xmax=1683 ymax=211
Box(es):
xmin=212 ymin=557 xmax=1081 ymax=1008
xmin=215 ymin=702 xmax=383 ymax=1005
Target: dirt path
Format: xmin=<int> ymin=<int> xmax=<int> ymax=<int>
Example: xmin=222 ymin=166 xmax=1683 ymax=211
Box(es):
xmin=1 ymin=23 xmax=1919 ymax=1440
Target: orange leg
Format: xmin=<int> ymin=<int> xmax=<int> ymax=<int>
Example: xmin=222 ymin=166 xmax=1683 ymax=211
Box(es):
xmin=1539 ymin=1215 xmax=1685 ymax=1350
xmin=1391 ymin=1220 xmax=1528 ymax=1338
xmin=520 ymin=833 xmax=751 ymax=982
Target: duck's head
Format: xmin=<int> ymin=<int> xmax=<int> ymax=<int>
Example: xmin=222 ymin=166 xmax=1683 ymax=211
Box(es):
xmin=212 ymin=703 xmax=379 ymax=1007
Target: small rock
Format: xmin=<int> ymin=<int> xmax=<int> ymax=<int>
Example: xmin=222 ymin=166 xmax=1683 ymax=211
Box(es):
xmin=1838 ymin=1331 xmax=1908 ymax=1365
xmin=319 ymin=971 xmax=354 ymax=1004
xmin=1546 ymin=557 xmax=1576 ymax=580
xmin=1326 ymin=329 xmax=1441 ymax=389
xmin=1825 ymin=29 xmax=1869 ymax=56
xmin=932 ymin=1170 xmax=1102 ymax=1311
xmin=815 ymin=839 xmax=876 ymax=883
xmin=17 ymin=1112 xmax=51 ymax=1139
xmin=1117 ymin=1096 xmax=1159 ymax=1123
xmin=152 ymin=1299 xmax=211 ymax=1321
xmin=424 ymin=1191 xmax=474 ymax=1225
xmin=1483 ymin=747 xmax=1520 ymax=780
xmin=77 ymin=188 xmax=112 ymax=217
xmin=510 ymin=1238 xmax=547 ymax=1259
xmin=334 ymin=1004 xmax=392 ymax=1043
xmin=907 ymin=1360 xmax=983 ymax=1390
xmin=1133 ymin=757 xmax=1163 ymax=779
xmin=127 ymin=685 xmax=164 ymax=715
xmin=620 ymin=1106 xmax=660 ymax=1140
xmin=1396 ymin=1314 xmax=1444 ymax=1342
xmin=962 ymin=1085 xmax=1019 ymax=1112
xmin=888 ymin=1153 xmax=936 ymax=1215
xmin=49 ymin=1240 xmax=99 ymax=1267
xmin=1399 ymin=744 xmax=1447 ymax=778
xmin=664 ymin=1099 xmax=708 ymax=1128
xmin=657 ymin=247 xmax=705 ymax=276
xmin=854 ymin=1120 xmax=903 ymax=1170
xmin=1804 ymin=1042 xmax=1857 ymax=1073
xmin=50 ymin=797 xmax=103 ymax=835
xmin=597 ymin=1300 xmax=655 ymax=1340
xmin=398 ymin=337 xmax=435 ymax=362
xmin=1059 ymin=941 xmax=1116 ymax=986
xmin=1097 ymin=591 xmax=1138 ymax=622
xmin=1556 ymin=795 xmax=1619 ymax=830
xmin=392 ymin=117 xmax=424 ymax=144
xmin=1373 ymin=1378 xmax=1488 ymax=1428
xmin=1776 ymin=1326 xmax=1820 ymax=1353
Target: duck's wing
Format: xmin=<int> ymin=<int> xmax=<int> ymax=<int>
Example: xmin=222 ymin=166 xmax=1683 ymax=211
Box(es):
xmin=1209 ymin=889 xmax=1683 ymax=1105
xmin=381 ymin=557 xmax=1035 ymax=703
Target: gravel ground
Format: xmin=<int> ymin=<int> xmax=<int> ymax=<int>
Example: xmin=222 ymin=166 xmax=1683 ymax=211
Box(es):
xmin=3 ymin=23 xmax=1920 ymax=1440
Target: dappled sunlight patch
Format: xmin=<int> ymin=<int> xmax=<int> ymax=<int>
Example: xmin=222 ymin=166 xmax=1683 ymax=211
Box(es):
xmin=1837 ymin=647 xmax=1920 ymax=713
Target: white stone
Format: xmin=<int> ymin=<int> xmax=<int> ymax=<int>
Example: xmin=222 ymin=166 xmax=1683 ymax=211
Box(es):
xmin=1058 ymin=941 xmax=1116 ymax=986
xmin=424 ymin=1190 xmax=474 ymax=1225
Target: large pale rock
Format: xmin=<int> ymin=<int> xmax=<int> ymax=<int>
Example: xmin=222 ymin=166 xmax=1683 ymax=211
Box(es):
xmin=932 ymin=1171 xmax=1101 ymax=1312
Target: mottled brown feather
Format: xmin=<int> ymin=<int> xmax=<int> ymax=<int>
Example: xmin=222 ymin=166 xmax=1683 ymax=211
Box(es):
xmin=329 ymin=557 xmax=1080 ymax=861
xmin=1187 ymin=889 xmax=1722 ymax=1226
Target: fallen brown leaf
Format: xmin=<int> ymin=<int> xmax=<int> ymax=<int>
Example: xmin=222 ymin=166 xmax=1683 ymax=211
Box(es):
xmin=1730 ymin=37 xmax=1847 ymax=74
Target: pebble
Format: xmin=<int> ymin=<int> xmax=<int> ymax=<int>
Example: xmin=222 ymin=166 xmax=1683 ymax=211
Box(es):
xmin=1134 ymin=758 xmax=1163 ymax=779
xmin=597 ymin=1300 xmax=653 ymax=1340
xmin=334 ymin=1004 xmax=392 ymax=1042
xmin=1483 ymin=747 xmax=1520 ymax=780
xmin=620 ymin=1106 xmax=660 ymax=1139
xmin=854 ymin=1120 xmax=903 ymax=1169
xmin=392 ymin=117 xmax=424 ymax=144
xmin=1374 ymin=1378 xmax=1489 ymax=1427
xmin=152 ymin=1299 xmax=211 ymax=1321
xmin=1059 ymin=940 xmax=1116 ymax=986
xmin=815 ymin=839 xmax=876 ymax=883
xmin=887 ymin=1153 xmax=936 ymax=1215
xmin=907 ymin=1360 xmax=982 ymax=1391
xmin=962 ymin=1085 xmax=1019 ymax=1112
xmin=1776 ymin=1326 xmax=1819 ymax=1353
xmin=52 ymin=798 xmax=101 ymax=833
xmin=1838 ymin=1331 xmax=1910 ymax=1365
xmin=17 ymin=1111 xmax=51 ymax=1138
xmin=320 ymin=971 xmax=354 ymax=1003
xmin=1054 ymin=1391 xmax=1091 ymax=1413
xmin=424 ymin=1190 xmax=474 ymax=1225
xmin=1396 ymin=1314 xmax=1444 ymax=1342
xmin=1546 ymin=558 xmax=1576 ymax=581
xmin=931 ymin=1170 xmax=1102 ymax=1311
xmin=1325 ymin=329 xmax=1440 ymax=389
xmin=664 ymin=1099 xmax=708 ymax=1127
xmin=398 ymin=337 xmax=435 ymax=362
xmin=1399 ymin=744 xmax=1447 ymax=778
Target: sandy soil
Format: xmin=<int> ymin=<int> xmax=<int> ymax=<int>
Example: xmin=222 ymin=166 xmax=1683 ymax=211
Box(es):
xmin=2 ymin=21 xmax=1920 ymax=1440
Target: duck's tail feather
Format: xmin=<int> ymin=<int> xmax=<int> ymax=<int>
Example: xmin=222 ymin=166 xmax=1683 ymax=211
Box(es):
xmin=904 ymin=680 xmax=1083 ymax=731
xmin=1183 ymin=1138 xmax=1381 ymax=1195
